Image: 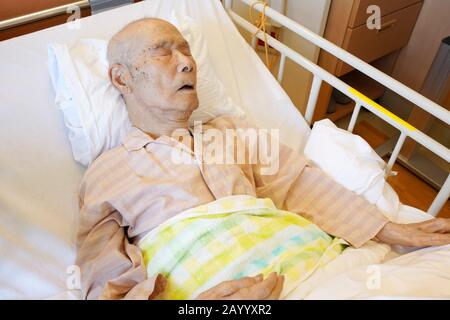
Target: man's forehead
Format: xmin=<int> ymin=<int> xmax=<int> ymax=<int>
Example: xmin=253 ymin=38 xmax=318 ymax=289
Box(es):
xmin=146 ymin=33 xmax=186 ymax=46
xmin=107 ymin=18 xmax=187 ymax=64
xmin=131 ymin=21 xmax=186 ymax=45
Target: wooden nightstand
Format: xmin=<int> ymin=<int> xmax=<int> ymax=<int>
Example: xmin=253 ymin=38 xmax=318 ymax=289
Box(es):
xmin=312 ymin=0 xmax=424 ymax=123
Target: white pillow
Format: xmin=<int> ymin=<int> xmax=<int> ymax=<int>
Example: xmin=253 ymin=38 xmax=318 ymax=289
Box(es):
xmin=47 ymin=13 xmax=244 ymax=166
xmin=304 ymin=119 xmax=401 ymax=221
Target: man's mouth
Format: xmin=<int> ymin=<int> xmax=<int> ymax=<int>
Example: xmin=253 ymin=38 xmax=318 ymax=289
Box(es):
xmin=177 ymin=84 xmax=194 ymax=92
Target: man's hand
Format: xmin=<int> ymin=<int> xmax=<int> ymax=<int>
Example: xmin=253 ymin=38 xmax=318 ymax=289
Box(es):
xmin=375 ymin=218 xmax=450 ymax=247
xmin=196 ymin=272 xmax=284 ymax=300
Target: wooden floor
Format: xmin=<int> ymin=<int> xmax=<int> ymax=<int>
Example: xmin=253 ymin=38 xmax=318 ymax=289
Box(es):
xmin=387 ymin=162 xmax=450 ymax=218
xmin=354 ymin=120 xmax=450 ymax=218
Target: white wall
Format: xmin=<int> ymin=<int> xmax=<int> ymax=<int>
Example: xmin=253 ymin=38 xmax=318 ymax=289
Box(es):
xmin=391 ymin=0 xmax=450 ymax=91
xmin=231 ymin=0 xmax=331 ymax=114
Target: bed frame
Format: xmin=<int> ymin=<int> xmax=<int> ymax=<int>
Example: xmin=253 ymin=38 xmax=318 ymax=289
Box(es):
xmin=224 ymin=0 xmax=449 ymax=217
xmin=1 ymin=0 xmax=448 ymax=216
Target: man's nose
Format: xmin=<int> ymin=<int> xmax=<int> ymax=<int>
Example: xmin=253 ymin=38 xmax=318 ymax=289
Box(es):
xmin=175 ymin=51 xmax=194 ymax=73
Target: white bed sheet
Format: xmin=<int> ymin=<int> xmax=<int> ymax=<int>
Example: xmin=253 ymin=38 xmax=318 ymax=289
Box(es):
xmin=0 ymin=0 xmax=309 ymax=299
xmin=286 ymin=204 xmax=450 ymax=300
xmin=288 ymin=240 xmax=450 ymax=299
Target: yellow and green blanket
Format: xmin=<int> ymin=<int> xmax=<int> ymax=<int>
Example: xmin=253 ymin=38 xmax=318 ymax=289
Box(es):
xmin=138 ymin=195 xmax=347 ymax=299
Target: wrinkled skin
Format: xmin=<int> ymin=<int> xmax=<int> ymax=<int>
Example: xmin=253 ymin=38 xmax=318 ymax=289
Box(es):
xmin=149 ymin=273 xmax=284 ymax=300
xmin=108 ymin=18 xmax=198 ymax=137
xmin=376 ymin=218 xmax=450 ymax=247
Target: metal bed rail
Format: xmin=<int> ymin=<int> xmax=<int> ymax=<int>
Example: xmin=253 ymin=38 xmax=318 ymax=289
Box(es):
xmin=0 ymin=0 xmax=91 ymax=31
xmin=224 ymin=0 xmax=449 ymax=216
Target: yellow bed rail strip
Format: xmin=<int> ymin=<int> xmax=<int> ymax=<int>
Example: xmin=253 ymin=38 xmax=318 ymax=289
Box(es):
xmin=348 ymin=87 xmax=417 ymax=132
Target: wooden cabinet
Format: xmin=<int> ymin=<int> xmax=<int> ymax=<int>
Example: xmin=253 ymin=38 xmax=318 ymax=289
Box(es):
xmin=0 ymin=0 xmax=91 ymax=41
xmin=312 ymin=0 xmax=423 ymax=123
xmin=0 ymin=1 xmax=143 ymax=41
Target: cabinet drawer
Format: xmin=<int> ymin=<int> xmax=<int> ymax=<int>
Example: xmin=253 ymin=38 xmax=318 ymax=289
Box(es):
xmin=348 ymin=0 xmax=421 ymax=28
xmin=336 ymin=1 xmax=422 ymax=76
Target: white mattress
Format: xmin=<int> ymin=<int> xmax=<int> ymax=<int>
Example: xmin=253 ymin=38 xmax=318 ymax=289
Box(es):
xmin=0 ymin=0 xmax=309 ymax=299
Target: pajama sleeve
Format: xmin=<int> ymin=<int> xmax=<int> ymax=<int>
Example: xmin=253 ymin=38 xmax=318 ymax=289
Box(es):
xmin=75 ymin=154 xmax=157 ymax=300
xmin=249 ymin=124 xmax=388 ymax=248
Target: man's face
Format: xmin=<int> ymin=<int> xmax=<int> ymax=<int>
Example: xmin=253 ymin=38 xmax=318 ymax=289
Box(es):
xmin=124 ymin=20 xmax=199 ymax=121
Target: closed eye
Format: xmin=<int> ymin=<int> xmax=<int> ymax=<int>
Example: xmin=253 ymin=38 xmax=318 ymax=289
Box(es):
xmin=150 ymin=47 xmax=172 ymax=56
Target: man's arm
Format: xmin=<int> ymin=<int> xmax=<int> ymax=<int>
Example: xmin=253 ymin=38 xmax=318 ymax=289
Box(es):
xmin=287 ymin=165 xmax=391 ymax=248
xmin=253 ymin=133 xmax=450 ymax=248
xmin=257 ymin=156 xmax=389 ymax=248
xmin=75 ymin=149 xmax=158 ymax=300
xmin=76 ymin=202 xmax=157 ymax=299
xmin=219 ymin=115 xmax=385 ymax=248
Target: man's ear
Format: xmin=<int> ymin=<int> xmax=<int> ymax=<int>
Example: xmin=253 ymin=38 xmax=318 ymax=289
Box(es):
xmin=109 ymin=63 xmax=132 ymax=95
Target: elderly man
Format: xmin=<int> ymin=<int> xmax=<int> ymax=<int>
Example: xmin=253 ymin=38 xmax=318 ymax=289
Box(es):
xmin=75 ymin=18 xmax=450 ymax=300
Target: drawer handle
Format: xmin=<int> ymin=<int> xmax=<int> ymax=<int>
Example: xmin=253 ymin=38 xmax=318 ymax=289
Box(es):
xmin=376 ymin=19 xmax=398 ymax=33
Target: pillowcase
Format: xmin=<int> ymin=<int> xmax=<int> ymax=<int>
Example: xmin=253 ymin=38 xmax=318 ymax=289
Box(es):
xmin=47 ymin=13 xmax=244 ymax=166
xmin=304 ymin=119 xmax=401 ymax=221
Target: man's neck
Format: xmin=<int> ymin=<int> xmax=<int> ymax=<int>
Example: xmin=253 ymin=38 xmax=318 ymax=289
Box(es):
xmin=125 ymin=99 xmax=190 ymax=138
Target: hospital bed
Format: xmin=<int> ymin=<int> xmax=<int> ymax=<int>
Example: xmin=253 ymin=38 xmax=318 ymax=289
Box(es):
xmin=0 ymin=0 xmax=449 ymax=299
